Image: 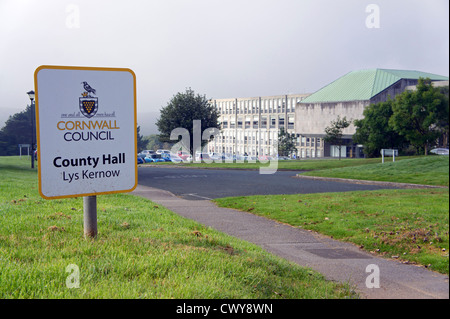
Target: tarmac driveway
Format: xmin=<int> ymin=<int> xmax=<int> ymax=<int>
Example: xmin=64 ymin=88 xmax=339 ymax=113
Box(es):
xmin=137 ymin=166 xmax=399 ymax=200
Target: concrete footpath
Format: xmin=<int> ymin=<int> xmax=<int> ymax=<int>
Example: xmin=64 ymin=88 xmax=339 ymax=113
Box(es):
xmin=132 ymin=184 xmax=449 ymax=299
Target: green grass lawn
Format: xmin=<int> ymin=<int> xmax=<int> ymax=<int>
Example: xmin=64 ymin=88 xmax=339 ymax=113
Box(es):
xmin=300 ymin=156 xmax=449 ymax=187
xmin=215 ymin=189 xmax=449 ymax=274
xmin=0 ymin=156 xmax=356 ymax=299
xmin=215 ymin=156 xmax=449 ymax=275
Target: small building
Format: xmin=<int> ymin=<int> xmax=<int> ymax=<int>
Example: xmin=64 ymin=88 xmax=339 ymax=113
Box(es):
xmin=296 ymin=69 xmax=449 ymax=158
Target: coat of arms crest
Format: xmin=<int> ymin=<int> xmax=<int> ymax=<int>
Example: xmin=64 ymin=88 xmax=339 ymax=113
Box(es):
xmin=79 ymin=81 xmax=98 ymax=118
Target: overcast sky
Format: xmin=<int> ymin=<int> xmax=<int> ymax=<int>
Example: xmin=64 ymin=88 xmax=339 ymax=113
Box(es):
xmin=0 ymin=0 xmax=448 ymax=133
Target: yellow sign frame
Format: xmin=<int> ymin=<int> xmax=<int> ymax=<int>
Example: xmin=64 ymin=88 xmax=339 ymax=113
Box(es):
xmin=34 ymin=65 xmax=138 ymax=199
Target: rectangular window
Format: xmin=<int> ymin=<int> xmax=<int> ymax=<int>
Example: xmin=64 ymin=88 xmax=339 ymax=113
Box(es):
xmin=278 ymin=116 xmax=285 ymax=128
xmin=253 ymin=116 xmax=259 ymax=128
xmin=270 ymin=117 xmax=276 ymax=128
xmin=245 ymin=117 xmax=251 ymax=129
xmin=288 ymin=116 xmax=294 ymax=129
xmin=237 ymin=117 xmax=243 ymax=128
xmin=261 ymin=116 xmax=267 ymax=128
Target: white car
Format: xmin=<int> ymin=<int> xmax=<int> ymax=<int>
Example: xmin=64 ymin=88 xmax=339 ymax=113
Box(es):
xmin=156 ymin=149 xmax=171 ymax=155
xmin=430 ymin=148 xmax=449 ymax=155
xmin=195 ymin=152 xmax=211 ymax=161
xmin=169 ymin=154 xmax=184 ymax=163
xmin=140 ymin=150 xmax=155 ymax=156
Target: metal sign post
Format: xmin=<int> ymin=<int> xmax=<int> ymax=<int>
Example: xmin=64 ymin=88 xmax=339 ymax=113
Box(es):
xmin=381 ymin=149 xmax=398 ymax=163
xmin=83 ymin=196 xmax=97 ymax=238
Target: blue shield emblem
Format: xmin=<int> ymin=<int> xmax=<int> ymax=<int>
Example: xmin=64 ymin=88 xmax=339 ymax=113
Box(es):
xmin=79 ymin=97 xmax=98 ymax=118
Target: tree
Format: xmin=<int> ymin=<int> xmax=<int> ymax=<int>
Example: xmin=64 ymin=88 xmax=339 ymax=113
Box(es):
xmin=324 ymin=116 xmax=351 ymax=160
xmin=353 ymin=100 xmax=407 ymax=157
xmin=156 ymin=88 xmax=220 ymax=155
xmin=136 ymin=125 xmax=147 ymax=152
xmin=389 ymin=78 xmax=449 ymax=155
xmin=277 ymin=128 xmax=297 ymax=157
xmin=436 ymin=85 xmax=449 ymax=147
xmin=0 ymin=105 xmax=36 ymax=156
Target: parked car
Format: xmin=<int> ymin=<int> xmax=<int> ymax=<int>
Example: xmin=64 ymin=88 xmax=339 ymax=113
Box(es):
xmin=143 ymin=156 xmax=153 ymax=163
xmin=430 ymin=148 xmax=449 ymax=155
xmin=156 ymin=149 xmax=171 ymax=155
xmin=140 ymin=150 xmax=155 ymax=156
xmin=145 ymin=154 xmax=166 ymax=162
xmin=137 ymin=156 xmax=144 ymax=164
xmin=168 ymin=154 xmax=184 ymax=163
xmin=177 ymin=151 xmax=192 ymax=162
xmin=210 ymin=153 xmax=227 ymax=161
xmin=258 ymin=155 xmax=273 ymax=161
xmin=195 ymin=152 xmax=211 ymax=161
xmin=243 ymin=155 xmax=258 ymax=162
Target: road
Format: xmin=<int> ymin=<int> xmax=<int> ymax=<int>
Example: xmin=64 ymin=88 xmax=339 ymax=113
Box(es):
xmin=137 ymin=166 xmax=398 ymax=200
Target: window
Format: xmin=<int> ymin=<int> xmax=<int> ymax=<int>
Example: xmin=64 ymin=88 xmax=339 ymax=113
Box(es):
xmin=261 ymin=116 xmax=267 ymax=128
xmin=245 ymin=117 xmax=250 ymax=129
xmin=253 ymin=116 xmax=259 ymax=128
xmin=288 ymin=116 xmax=294 ymax=129
xmin=270 ymin=117 xmax=276 ymax=128
xmin=237 ymin=117 xmax=243 ymax=128
xmin=278 ymin=116 xmax=285 ymax=128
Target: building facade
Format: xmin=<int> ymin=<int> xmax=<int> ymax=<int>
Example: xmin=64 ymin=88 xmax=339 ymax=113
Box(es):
xmin=209 ymin=94 xmax=310 ymax=157
xmin=208 ymin=69 xmax=448 ymax=159
xmin=297 ymin=69 xmax=449 ymax=158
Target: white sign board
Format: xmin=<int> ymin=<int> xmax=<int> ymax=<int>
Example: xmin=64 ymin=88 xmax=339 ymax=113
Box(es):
xmin=381 ymin=149 xmax=398 ymax=157
xmin=34 ymin=65 xmax=137 ymax=199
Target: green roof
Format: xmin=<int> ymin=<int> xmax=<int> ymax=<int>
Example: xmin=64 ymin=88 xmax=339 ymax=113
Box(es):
xmin=301 ymin=69 xmax=449 ymax=103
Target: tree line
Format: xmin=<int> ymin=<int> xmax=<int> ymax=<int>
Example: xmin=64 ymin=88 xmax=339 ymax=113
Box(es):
xmin=353 ymin=78 xmax=448 ymax=157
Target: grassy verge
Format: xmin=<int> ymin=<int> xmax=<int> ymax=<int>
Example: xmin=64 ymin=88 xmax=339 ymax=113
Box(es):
xmin=0 ymin=156 xmax=356 ymax=299
xmin=215 ymin=189 xmax=449 ymax=275
xmin=300 ymin=156 xmax=449 ymax=187
xmin=214 ymin=156 xmax=449 ymax=274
